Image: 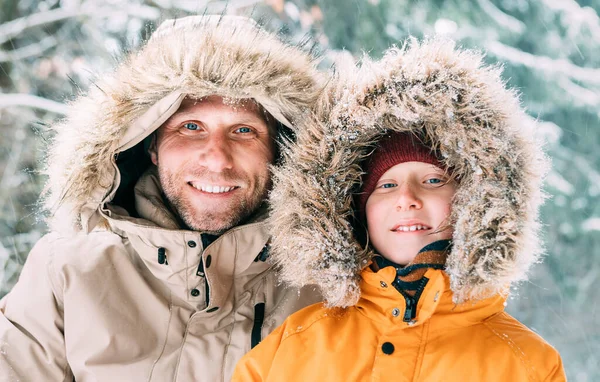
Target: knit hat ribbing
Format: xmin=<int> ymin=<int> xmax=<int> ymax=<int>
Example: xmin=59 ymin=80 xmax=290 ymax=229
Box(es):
xmin=357 ymin=132 xmax=444 ymax=220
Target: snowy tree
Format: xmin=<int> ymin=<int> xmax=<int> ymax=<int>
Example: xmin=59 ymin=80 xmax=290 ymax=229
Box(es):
xmin=1 ymin=0 xmax=598 ymax=380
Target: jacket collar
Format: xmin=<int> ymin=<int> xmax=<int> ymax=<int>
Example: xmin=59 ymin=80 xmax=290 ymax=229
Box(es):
xmin=357 ymin=258 xmax=506 ymax=331
xmin=371 ymin=240 xmax=450 ymax=298
xmin=100 ymin=169 xmax=271 ymax=310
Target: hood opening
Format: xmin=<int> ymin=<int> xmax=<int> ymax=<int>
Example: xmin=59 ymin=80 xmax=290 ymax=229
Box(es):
xmin=112 ymin=137 xmax=153 ymax=218
xmin=110 ymin=105 xmax=295 ymax=219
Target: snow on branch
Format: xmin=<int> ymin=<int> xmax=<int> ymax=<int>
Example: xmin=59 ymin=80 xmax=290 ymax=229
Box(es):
xmin=582 ymin=218 xmax=600 ymax=232
xmin=557 ymin=78 xmax=600 ymax=108
xmin=541 ymin=0 xmax=600 ymax=43
xmin=0 ymin=4 xmax=160 ymax=45
xmin=164 ymin=0 xmax=262 ymax=13
xmin=476 ymin=0 xmax=525 ymax=34
xmin=0 ymin=7 xmax=83 ymax=45
xmin=0 ymin=94 xmax=67 ymax=115
xmin=0 ymin=35 xmax=57 ymax=63
xmin=486 ymin=40 xmax=600 ymax=85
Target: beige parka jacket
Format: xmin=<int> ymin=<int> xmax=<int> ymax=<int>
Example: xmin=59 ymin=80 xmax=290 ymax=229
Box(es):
xmin=0 ymin=16 xmax=322 ymax=382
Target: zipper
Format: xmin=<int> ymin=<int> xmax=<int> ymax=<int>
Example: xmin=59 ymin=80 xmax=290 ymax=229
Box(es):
xmin=403 ymin=296 xmax=416 ymax=322
xmin=198 ymin=233 xmax=218 ymax=307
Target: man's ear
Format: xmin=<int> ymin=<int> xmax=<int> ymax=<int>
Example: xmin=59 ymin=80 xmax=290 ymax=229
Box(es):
xmin=148 ymin=133 xmax=158 ymax=165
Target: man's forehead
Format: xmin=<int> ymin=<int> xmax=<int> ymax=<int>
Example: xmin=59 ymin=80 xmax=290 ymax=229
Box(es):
xmin=174 ymin=96 xmax=263 ymax=118
xmin=161 ymin=95 xmax=277 ymax=134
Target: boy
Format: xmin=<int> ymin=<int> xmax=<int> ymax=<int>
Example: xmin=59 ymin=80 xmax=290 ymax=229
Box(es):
xmin=233 ymin=39 xmax=565 ymax=381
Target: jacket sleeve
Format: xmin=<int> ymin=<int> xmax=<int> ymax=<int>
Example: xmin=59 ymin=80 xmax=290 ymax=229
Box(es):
xmin=231 ymin=320 xmax=288 ymax=382
xmin=543 ymin=350 xmax=567 ymax=382
xmin=0 ymin=234 xmax=73 ymax=382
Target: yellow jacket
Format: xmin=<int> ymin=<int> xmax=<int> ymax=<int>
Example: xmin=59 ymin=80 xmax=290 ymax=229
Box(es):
xmin=234 ymin=264 xmax=565 ymax=381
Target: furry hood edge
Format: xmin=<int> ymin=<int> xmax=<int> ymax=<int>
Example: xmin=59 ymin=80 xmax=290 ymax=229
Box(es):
xmin=43 ymin=15 xmax=324 ymax=233
xmin=268 ymin=38 xmax=549 ymax=307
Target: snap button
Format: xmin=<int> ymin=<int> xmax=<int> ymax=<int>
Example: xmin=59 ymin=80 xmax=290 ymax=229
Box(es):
xmin=187 ymin=240 xmax=197 ymax=248
xmin=382 ymin=342 xmax=394 ymax=355
xmin=206 ymin=307 xmax=219 ymax=313
xmin=380 ymin=281 xmax=388 ymax=288
xmin=190 ymin=288 xmax=200 ymax=297
xmin=206 ymin=254 xmax=212 ymax=268
xmin=392 ymin=308 xmax=400 ymax=317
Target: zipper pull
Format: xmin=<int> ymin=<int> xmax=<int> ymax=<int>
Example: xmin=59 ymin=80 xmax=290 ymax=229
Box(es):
xmin=403 ymin=297 xmax=416 ymax=322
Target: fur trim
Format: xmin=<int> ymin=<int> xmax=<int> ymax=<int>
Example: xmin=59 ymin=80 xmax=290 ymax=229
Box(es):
xmin=43 ymin=15 xmax=323 ymax=233
xmin=269 ymin=38 xmax=549 ymax=307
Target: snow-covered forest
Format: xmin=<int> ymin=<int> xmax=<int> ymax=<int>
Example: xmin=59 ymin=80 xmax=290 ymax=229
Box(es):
xmin=0 ymin=0 xmax=598 ymax=380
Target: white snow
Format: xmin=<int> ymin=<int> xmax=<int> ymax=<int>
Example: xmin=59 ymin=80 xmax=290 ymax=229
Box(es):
xmin=581 ymin=218 xmax=600 ymax=232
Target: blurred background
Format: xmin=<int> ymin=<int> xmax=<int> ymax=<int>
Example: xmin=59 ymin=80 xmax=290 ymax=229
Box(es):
xmin=0 ymin=0 xmax=598 ymax=379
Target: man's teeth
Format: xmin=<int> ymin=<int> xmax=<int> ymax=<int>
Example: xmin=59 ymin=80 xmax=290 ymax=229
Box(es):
xmin=191 ymin=184 xmax=235 ymax=193
xmin=395 ymin=225 xmax=429 ymax=232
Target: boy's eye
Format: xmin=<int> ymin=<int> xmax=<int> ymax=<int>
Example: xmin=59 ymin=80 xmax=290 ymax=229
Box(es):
xmin=183 ymin=122 xmax=200 ymax=131
xmin=425 ymin=177 xmax=446 ymax=186
xmin=380 ymin=183 xmax=397 ymax=189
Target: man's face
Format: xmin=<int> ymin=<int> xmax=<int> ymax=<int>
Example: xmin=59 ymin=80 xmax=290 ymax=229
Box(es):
xmin=149 ymin=96 xmax=276 ymax=234
xmin=366 ymin=161 xmax=456 ymax=265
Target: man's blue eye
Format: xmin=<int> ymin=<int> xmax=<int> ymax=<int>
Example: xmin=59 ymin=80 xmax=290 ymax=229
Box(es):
xmin=381 ymin=183 xmax=396 ymax=188
xmin=236 ymin=126 xmax=252 ymax=133
xmin=426 ymin=178 xmax=443 ymax=184
xmin=183 ymin=122 xmax=199 ymax=131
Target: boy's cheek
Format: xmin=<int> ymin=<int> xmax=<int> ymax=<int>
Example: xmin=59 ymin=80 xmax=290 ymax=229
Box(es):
xmin=366 ymin=207 xmax=386 ymax=237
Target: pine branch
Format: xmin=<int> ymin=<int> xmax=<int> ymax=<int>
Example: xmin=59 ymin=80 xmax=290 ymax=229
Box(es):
xmin=0 ymin=34 xmax=57 ymax=62
xmin=0 ymin=7 xmax=85 ymax=45
xmin=167 ymin=0 xmax=263 ymax=14
xmin=541 ymin=0 xmax=600 ymax=43
xmin=476 ymin=0 xmax=525 ymax=34
xmin=486 ymin=40 xmax=600 ymax=85
xmin=582 ymin=218 xmax=600 ymax=232
xmin=0 ymin=94 xmax=68 ymax=115
xmin=557 ymin=78 xmax=600 ymax=108
xmin=0 ymin=3 xmax=161 ymax=45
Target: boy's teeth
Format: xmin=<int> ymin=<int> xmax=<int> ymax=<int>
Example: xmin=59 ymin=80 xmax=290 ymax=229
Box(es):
xmin=396 ymin=225 xmax=427 ymax=232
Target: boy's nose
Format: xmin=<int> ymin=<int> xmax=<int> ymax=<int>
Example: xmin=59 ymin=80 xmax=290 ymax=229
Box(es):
xmin=395 ymin=184 xmax=423 ymax=210
xmin=198 ymin=135 xmax=234 ymax=172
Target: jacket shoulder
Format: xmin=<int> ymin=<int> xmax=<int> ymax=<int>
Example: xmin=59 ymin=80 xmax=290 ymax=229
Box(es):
xmin=483 ymin=312 xmax=566 ymax=381
xmin=38 ymin=230 xmax=131 ymax=271
xmin=277 ymin=302 xmax=339 ymax=341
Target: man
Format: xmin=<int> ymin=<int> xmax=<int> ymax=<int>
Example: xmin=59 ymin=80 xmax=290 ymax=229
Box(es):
xmin=0 ymin=16 xmax=322 ymax=381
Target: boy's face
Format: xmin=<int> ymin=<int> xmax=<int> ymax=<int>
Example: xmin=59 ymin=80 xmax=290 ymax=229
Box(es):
xmin=365 ymin=161 xmax=456 ymax=265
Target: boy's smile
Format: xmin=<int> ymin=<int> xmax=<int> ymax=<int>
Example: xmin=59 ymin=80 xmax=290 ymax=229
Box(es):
xmin=365 ymin=161 xmax=456 ymax=265
xmin=391 ymin=219 xmax=432 ymax=232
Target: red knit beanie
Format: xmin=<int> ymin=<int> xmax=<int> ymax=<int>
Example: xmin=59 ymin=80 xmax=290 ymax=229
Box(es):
xmin=357 ymin=132 xmax=444 ymax=220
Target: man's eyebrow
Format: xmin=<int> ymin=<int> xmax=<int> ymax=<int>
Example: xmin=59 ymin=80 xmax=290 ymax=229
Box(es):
xmin=233 ymin=115 xmax=269 ymax=126
xmin=164 ymin=112 xmax=269 ymax=128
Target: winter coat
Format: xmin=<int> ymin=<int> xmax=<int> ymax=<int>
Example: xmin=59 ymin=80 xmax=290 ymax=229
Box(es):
xmin=233 ymin=39 xmax=565 ymax=380
xmin=0 ymin=16 xmax=322 ymax=382
xmin=233 ymin=260 xmax=565 ymax=381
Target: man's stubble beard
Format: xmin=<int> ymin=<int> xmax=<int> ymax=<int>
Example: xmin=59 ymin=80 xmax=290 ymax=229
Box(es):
xmin=157 ymin=165 xmax=270 ymax=234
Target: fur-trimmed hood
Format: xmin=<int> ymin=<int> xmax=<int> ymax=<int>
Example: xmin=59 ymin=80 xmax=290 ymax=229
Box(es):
xmin=43 ymin=15 xmax=323 ymax=233
xmin=269 ymin=38 xmax=549 ymax=307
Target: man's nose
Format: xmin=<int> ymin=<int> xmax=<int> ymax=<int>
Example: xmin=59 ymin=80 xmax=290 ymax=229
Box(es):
xmin=395 ymin=183 xmax=423 ymax=210
xmin=199 ymin=135 xmax=234 ymax=172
